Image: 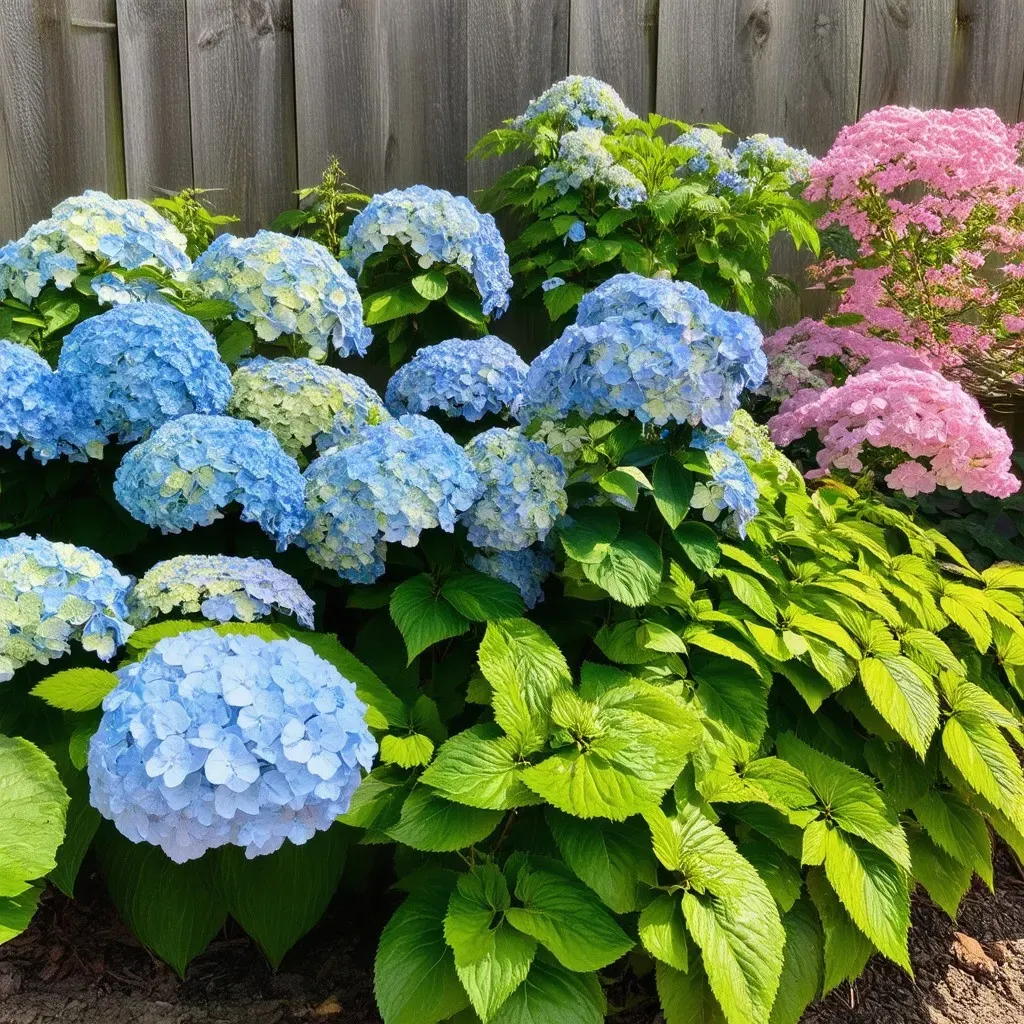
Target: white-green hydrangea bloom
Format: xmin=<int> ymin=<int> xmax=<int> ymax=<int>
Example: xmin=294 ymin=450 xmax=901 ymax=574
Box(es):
xmin=228 ymin=356 xmax=388 ymax=460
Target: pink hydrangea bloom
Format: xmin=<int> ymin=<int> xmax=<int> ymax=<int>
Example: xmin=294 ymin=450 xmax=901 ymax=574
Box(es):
xmin=767 ymin=363 xmax=1020 ymax=498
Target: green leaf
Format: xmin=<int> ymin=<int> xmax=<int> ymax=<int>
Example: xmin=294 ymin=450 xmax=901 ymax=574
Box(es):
xmin=910 ymin=789 xmax=992 ymax=887
xmin=421 ymin=724 xmax=537 ymax=810
xmin=577 ymin=238 xmax=622 ymax=265
xmin=542 ymin=282 xmax=585 ymax=321
xmin=692 ymin=655 xmax=768 ymax=746
xmin=446 ymin=292 xmax=488 ymax=327
xmin=178 ymin=298 xmax=236 ymax=320
xmin=30 ymin=667 xmax=118 ymax=712
xmin=388 ymin=787 xmax=503 ymax=852
xmin=391 ymin=574 xmax=470 ymax=663
xmin=490 ymin=953 xmax=605 ymax=1024
xmin=720 ymin=570 xmax=777 ymax=624
xmin=768 ymin=898 xmax=823 ymax=1024
xmin=49 ymin=765 xmax=100 ymax=898
xmin=0 ymin=736 xmax=68 ymax=898
xmin=364 ymin=285 xmax=431 ymax=325
xmin=655 ymin=961 xmax=726 ymax=1024
xmin=547 ymin=810 xmax=657 ymax=913
xmin=940 ymin=586 xmax=992 ymax=653
xmin=598 ymin=468 xmax=640 ymax=508
xmin=376 ymin=873 xmax=470 ymax=1024
xmin=95 ymin=826 xmax=227 ymax=977
xmin=639 ymin=893 xmax=689 ymax=970
xmin=738 ymin=838 xmax=803 ymax=913
xmin=674 ymin=522 xmax=721 ymax=572
xmin=859 ymin=656 xmax=939 ymax=757
xmin=0 ymin=887 xmax=41 ymax=946
xmin=478 ymin=619 xmax=571 ymax=755
xmin=558 ymin=508 xmax=619 ymax=564
xmin=411 ymin=269 xmax=449 ymax=301
xmin=216 ymin=320 xmax=256 ymax=364
xmin=125 ymin=618 xmax=213 ymax=653
xmin=581 ymin=530 xmax=663 ymax=607
xmin=442 ymin=572 xmax=525 ymax=621
xmin=805 ymin=868 xmax=872 ymax=995
xmin=909 ymin=830 xmax=972 ymax=920
xmin=444 ymin=864 xmax=536 ymax=1022
xmin=214 ymin=826 xmax=347 ymax=967
xmin=653 ymin=456 xmax=694 ymax=529
xmin=823 ymin=828 xmax=911 ymax=972
xmin=504 ymin=862 xmax=634 ymax=972
xmin=381 ymin=733 xmax=436 ymax=768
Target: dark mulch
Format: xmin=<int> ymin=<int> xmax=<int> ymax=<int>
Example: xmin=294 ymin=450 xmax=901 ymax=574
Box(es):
xmin=2 ymin=849 xmax=1023 ymax=1024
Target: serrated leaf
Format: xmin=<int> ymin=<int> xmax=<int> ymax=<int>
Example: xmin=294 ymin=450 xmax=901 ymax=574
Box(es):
xmin=909 ymin=830 xmax=972 ymax=920
xmin=442 ymin=572 xmax=524 ymax=621
xmin=31 ymin=667 xmax=119 ymax=712
xmin=0 ymin=887 xmax=42 ymax=946
xmin=910 ymin=789 xmax=992 ymax=887
xmin=388 ymin=788 xmax=503 ymax=852
xmin=675 ymin=521 xmax=721 ymax=572
xmin=859 ymin=656 xmax=939 ymax=757
xmin=805 ymin=868 xmax=872 ymax=995
xmin=490 ymin=952 xmax=605 ymax=1024
xmin=738 ymin=838 xmax=802 ymax=913
xmin=768 ymin=898 xmax=823 ymax=1024
xmin=655 ymin=961 xmax=726 ymax=1024
xmin=49 ymin=764 xmax=99 ymax=898
xmin=581 ymin=530 xmax=663 ymax=607
xmin=558 ymin=507 xmax=620 ymax=564
xmin=391 ymin=574 xmax=470 ymax=663
xmin=721 ymin=570 xmax=777 ymax=624
xmin=411 ymin=269 xmax=449 ymax=301
xmin=940 ymin=587 xmax=992 ymax=653
xmin=639 ymin=894 xmax=689 ymax=970
xmin=364 ymin=285 xmax=431 ymax=325
xmin=653 ymin=456 xmax=694 ymax=529
xmin=381 ymin=733 xmax=436 ymax=768
xmin=692 ymin=655 xmax=768 ymax=746
xmin=685 ymin=627 xmax=762 ymax=674
xmin=542 ymin=282 xmax=585 ymax=321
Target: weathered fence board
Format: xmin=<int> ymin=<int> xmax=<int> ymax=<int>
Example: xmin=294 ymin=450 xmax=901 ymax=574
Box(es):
xmin=187 ymin=0 xmax=297 ymax=233
xmin=569 ymin=0 xmax=659 ymax=117
xmin=860 ymin=0 xmax=1024 ymax=121
xmin=117 ymin=0 xmax=193 ymax=198
xmin=0 ymin=104 xmax=15 ymax=244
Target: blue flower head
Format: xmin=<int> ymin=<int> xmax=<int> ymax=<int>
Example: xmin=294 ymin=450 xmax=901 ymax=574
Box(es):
xmin=461 ymin=428 xmax=567 ymax=551
xmin=58 ymin=303 xmax=232 ymax=443
xmin=0 ymin=340 xmax=104 ymax=462
xmin=733 ymin=134 xmax=815 ymax=186
xmin=130 ymin=554 xmax=315 ymax=629
xmin=229 ymin=356 xmax=388 ymax=459
xmin=538 ymin=129 xmax=647 ymax=209
xmin=300 ymin=414 xmax=481 ymax=583
xmin=113 ymin=414 xmax=308 ymax=549
xmin=88 ymin=629 xmax=377 ymax=863
xmin=672 ymin=128 xmax=736 ymax=176
xmin=715 ymin=170 xmax=750 ymax=196
xmin=690 ymin=431 xmax=761 ymax=537
xmin=470 ymin=548 xmax=554 ymax=609
xmin=0 ymin=534 xmax=134 ymax=680
xmin=342 ymin=186 xmax=512 ymax=317
xmin=514 ymin=76 xmax=635 ymax=132
xmin=384 ymin=336 xmax=527 ymax=422
xmin=190 ymin=231 xmax=371 ymax=360
xmin=0 ymin=191 xmax=190 ymax=304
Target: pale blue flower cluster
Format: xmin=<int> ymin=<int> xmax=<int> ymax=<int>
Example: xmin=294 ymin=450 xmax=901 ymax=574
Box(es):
xmin=538 ymin=129 xmax=647 ymax=209
xmin=190 ymin=231 xmax=371 ymax=360
xmin=715 ymin=170 xmax=750 ymax=196
xmin=0 ymin=534 xmax=134 ymax=681
xmin=301 ymin=415 xmax=481 ymax=583
xmin=672 ymin=128 xmax=736 ymax=175
xmin=689 ymin=432 xmax=761 ymax=537
xmin=519 ymin=274 xmax=766 ymax=430
xmin=90 ymin=271 xmax=167 ymax=307
xmin=470 ymin=548 xmax=554 ymax=609
xmin=88 ymin=629 xmax=377 ymax=863
xmin=384 ymin=337 xmax=528 ymax=422
xmin=542 ymin=277 xmax=566 ymax=292
xmin=0 ymin=341 xmax=103 ymax=462
xmin=461 ymin=428 xmax=567 ymax=551
xmin=514 ymin=75 xmax=635 ymax=132
xmin=130 ymin=555 xmax=315 ymax=630
xmin=0 ymin=191 xmax=189 ymax=304
xmin=733 ymin=134 xmax=815 ymax=186
xmin=113 ymin=415 xmax=307 ymax=549
xmin=341 ymin=186 xmax=512 ymax=317
xmin=58 ymin=303 xmax=232 ymax=443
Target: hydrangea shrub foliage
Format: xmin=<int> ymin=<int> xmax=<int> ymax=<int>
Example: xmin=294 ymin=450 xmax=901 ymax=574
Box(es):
xmin=2 ymin=78 xmax=1024 ymax=1024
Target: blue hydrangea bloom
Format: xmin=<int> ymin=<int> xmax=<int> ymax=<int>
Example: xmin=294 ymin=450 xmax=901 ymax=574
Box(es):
xmin=514 ymin=76 xmax=635 ymax=132
xmin=0 ymin=534 xmax=134 ymax=681
xmin=301 ymin=415 xmax=481 ymax=583
xmin=90 ymin=271 xmax=168 ymax=306
xmin=715 ymin=170 xmax=750 ymax=196
xmin=58 ymin=303 xmax=232 ymax=443
xmin=113 ymin=415 xmax=308 ymax=550
xmin=130 ymin=555 xmax=315 ymax=629
xmin=0 ymin=340 xmax=104 ymax=462
xmin=384 ymin=336 xmax=527 ymax=423
xmin=470 ymin=548 xmax=554 ymax=609
xmin=229 ymin=356 xmax=388 ymax=459
xmin=342 ymin=186 xmax=513 ymax=317
xmin=461 ymin=428 xmax=567 ymax=551
xmin=564 ymin=219 xmax=586 ymax=244
xmin=689 ymin=431 xmax=761 ymax=537
xmin=733 ymin=134 xmax=815 ymax=186
xmin=541 ymin=277 xmax=565 ymax=292
xmin=88 ymin=629 xmax=377 ymax=863
xmin=190 ymin=231 xmax=370 ymax=360
xmin=0 ymin=191 xmax=189 ymax=304
xmin=538 ymin=129 xmax=647 ymax=209
xmin=672 ymin=128 xmax=736 ymax=176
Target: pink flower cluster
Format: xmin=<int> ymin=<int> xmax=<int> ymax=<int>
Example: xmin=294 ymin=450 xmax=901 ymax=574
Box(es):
xmin=768 ymin=363 xmax=1019 ymax=499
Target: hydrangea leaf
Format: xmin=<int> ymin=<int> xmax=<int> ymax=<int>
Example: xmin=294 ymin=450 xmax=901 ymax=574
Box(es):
xmin=858 ymin=655 xmax=939 ymax=757
xmin=719 ymin=570 xmax=777 ymax=624
xmin=639 ymin=894 xmax=690 ymax=970
xmin=655 ymin=960 xmax=726 ymax=1024
xmin=939 ymin=587 xmax=992 ymax=654
xmin=411 ymin=269 xmax=449 ymax=302
xmin=581 ymin=530 xmax=663 ymax=607
xmin=691 ymin=655 xmax=768 ymax=746
xmin=30 ymin=667 xmax=119 ymax=713
xmin=0 ymin=736 xmax=69 ymax=898
xmin=380 ymin=734 xmax=436 ymax=769
xmin=0 ymin=887 xmax=42 ymax=946
xmin=653 ymin=456 xmax=695 ymax=529
xmin=908 ymin=830 xmax=973 ymax=920
xmin=558 ymin=507 xmax=620 ymax=564
xmin=375 ymin=872 xmax=470 ymax=1024
xmin=804 ymin=868 xmax=873 ymax=995
xmin=489 ymin=952 xmax=604 ymax=1024
xmin=390 ymin=574 xmax=471 ymax=664
xmin=49 ymin=764 xmax=100 ymax=898
xmin=503 ymin=863 xmax=633 ymax=972
xmin=387 ymin=788 xmax=503 ymax=852
xmin=910 ymin=789 xmax=992 ymax=887
xmin=364 ymin=285 xmax=432 ymax=325
xmin=674 ymin=522 xmax=721 ymax=573
xmin=442 ymin=572 xmax=525 ymax=622
xmin=768 ymin=898 xmax=824 ymax=1024
xmin=542 ymin=282 xmax=586 ymax=322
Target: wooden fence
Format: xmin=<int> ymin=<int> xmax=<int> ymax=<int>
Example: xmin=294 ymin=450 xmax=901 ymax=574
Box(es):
xmin=2 ymin=0 xmax=1024 ymax=242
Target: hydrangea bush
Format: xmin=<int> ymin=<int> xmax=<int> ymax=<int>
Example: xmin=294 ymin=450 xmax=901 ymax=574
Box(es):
xmin=3 ymin=80 xmax=1024 ymax=1024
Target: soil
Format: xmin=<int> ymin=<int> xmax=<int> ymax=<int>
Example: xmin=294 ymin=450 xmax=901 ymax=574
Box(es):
xmin=1 ymin=849 xmax=1023 ymax=1024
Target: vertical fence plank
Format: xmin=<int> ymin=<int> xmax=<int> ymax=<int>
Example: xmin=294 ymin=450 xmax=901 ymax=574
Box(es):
xmin=466 ymin=0 xmax=569 ymax=193
xmin=0 ymin=0 xmax=125 ymax=234
xmin=187 ymin=0 xmax=296 ymax=232
xmin=117 ymin=0 xmax=193 ymax=198
xmin=0 ymin=104 xmax=15 ymax=242
xmin=294 ymin=0 xmax=468 ymax=199
xmin=860 ymin=0 xmax=1024 ymax=121
xmin=569 ymin=0 xmax=659 ymax=116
